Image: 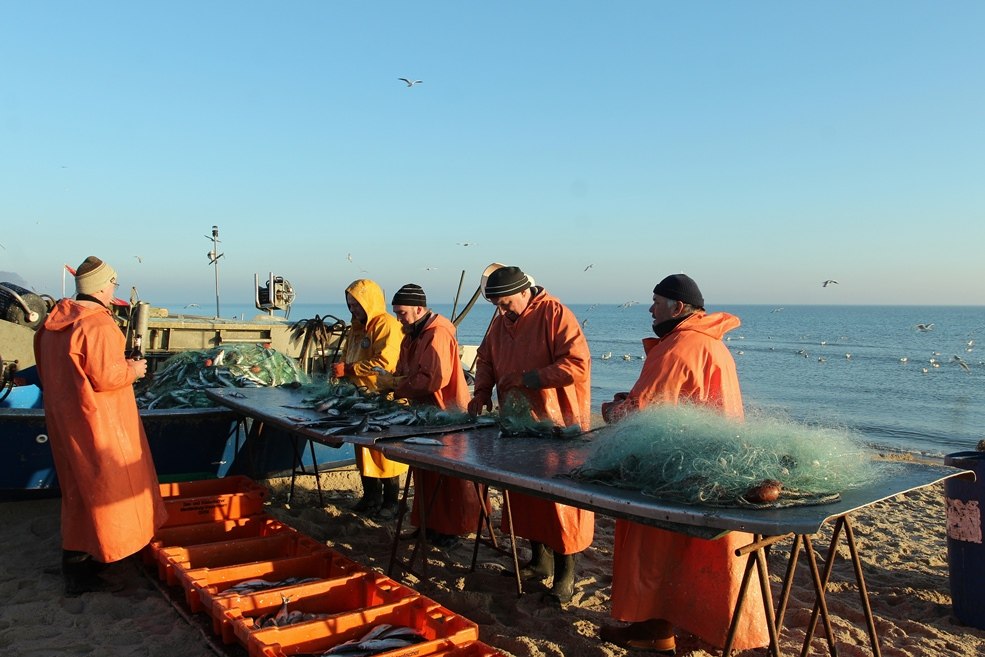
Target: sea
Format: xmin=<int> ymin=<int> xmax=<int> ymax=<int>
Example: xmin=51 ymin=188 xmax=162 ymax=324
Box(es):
xmin=165 ymin=301 xmax=985 ymax=459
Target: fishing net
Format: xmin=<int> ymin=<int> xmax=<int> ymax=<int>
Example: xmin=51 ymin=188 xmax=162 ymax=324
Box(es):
xmin=135 ymin=344 xmax=308 ymax=409
xmin=569 ymin=404 xmax=880 ymax=508
xmin=498 ymin=390 xmax=583 ymax=439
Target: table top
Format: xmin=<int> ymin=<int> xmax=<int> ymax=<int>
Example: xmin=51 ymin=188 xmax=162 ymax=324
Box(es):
xmin=207 ymin=386 xmax=970 ymax=538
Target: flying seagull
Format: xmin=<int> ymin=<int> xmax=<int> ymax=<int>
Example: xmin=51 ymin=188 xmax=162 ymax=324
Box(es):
xmin=822 ymin=279 xmax=839 ymax=287
xmin=134 ymin=255 xmax=142 ymax=263
xmin=584 ymin=264 xmax=594 ymax=272
xmin=915 ymin=323 xmax=934 ymax=332
xmin=398 ymin=78 xmax=423 ymax=87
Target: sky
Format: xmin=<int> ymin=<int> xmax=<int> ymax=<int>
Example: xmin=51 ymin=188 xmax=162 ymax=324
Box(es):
xmin=1 ymin=2 xmax=983 ymax=308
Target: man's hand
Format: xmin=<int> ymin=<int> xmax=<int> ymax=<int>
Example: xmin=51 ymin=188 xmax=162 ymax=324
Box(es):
xmin=467 ymin=392 xmax=493 ymax=417
xmin=331 ymin=362 xmax=347 ymax=379
xmin=129 ymin=358 xmax=148 ymax=381
xmin=376 ymin=372 xmax=406 ymax=392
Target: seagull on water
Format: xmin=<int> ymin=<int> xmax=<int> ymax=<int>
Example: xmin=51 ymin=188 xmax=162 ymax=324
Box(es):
xmin=822 ymin=279 xmax=839 ymax=287
xmin=398 ymin=78 xmax=423 ymax=87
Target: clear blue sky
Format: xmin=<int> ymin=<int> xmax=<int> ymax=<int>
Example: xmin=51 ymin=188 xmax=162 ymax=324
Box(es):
xmin=2 ymin=2 xmax=983 ymax=307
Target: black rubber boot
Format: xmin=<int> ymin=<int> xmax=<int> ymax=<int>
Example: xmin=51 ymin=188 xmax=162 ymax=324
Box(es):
xmin=519 ymin=541 xmax=554 ymax=580
xmin=549 ymin=551 xmax=576 ymax=603
xmin=62 ymin=550 xmax=119 ymax=597
xmin=374 ymin=476 xmax=401 ymax=521
xmin=352 ymin=476 xmax=382 ymax=514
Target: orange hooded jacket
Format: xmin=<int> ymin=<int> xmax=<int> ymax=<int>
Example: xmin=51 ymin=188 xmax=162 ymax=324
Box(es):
xmin=394 ymin=311 xmax=488 ymax=536
xmin=33 ymin=298 xmax=167 ymax=562
xmin=603 ymin=311 xmax=769 ymax=651
xmin=472 ymin=287 xmax=594 ymax=554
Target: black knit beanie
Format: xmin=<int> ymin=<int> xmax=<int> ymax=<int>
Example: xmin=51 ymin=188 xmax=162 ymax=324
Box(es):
xmin=392 ymin=283 xmax=427 ymax=307
xmin=483 ymin=266 xmax=531 ymax=298
xmin=653 ymin=274 xmax=705 ymax=309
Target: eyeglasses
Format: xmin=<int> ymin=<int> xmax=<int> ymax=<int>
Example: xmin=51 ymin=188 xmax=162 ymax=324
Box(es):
xmin=110 ymin=278 xmax=119 ymax=289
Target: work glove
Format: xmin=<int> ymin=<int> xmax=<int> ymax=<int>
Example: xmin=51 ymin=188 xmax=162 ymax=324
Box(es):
xmin=521 ymin=370 xmax=542 ymax=389
xmin=331 ymin=362 xmax=347 ymax=379
xmin=468 ymin=392 xmax=493 ymax=417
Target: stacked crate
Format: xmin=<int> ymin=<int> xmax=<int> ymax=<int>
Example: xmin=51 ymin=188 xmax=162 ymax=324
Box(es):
xmin=151 ymin=476 xmax=505 ymax=657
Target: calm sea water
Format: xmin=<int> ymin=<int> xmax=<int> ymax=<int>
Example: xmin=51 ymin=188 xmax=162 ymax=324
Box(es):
xmin=168 ymin=301 xmax=985 ymax=458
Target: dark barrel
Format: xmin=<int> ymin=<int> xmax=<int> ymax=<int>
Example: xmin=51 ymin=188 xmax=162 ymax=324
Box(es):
xmin=944 ymin=451 xmax=985 ymax=630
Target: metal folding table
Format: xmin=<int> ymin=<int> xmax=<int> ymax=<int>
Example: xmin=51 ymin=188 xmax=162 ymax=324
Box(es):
xmin=206 ymin=386 xmax=971 ymax=656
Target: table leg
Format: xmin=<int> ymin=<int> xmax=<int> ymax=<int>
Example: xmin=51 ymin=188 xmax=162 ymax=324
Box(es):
xmin=843 ymin=518 xmax=882 ymax=657
xmin=800 ymin=534 xmax=839 ymax=657
xmin=470 ymin=483 xmax=499 ymax=573
xmin=501 ymin=490 xmax=523 ymax=597
xmin=387 ymin=472 xmax=416 ymax=578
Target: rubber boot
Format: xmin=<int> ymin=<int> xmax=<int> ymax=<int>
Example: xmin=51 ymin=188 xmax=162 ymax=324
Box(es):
xmin=62 ymin=550 xmax=119 ymax=597
xmin=549 ymin=551 xmax=576 ymax=604
xmin=353 ymin=476 xmax=382 ymax=514
xmin=374 ymin=476 xmax=401 ymax=521
xmin=519 ymin=541 xmax=554 ymax=580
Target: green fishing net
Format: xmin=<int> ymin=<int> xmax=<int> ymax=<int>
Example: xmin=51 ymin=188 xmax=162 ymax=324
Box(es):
xmin=498 ymin=390 xmax=583 ymax=439
xmin=136 ymin=344 xmax=308 ymax=409
xmin=570 ymin=404 xmax=879 ymax=508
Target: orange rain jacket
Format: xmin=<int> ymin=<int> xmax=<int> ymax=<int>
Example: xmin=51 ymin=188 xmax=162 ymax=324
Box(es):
xmin=342 ymin=280 xmax=408 ymax=479
xmin=473 ymin=287 xmax=594 ymax=554
xmin=395 ymin=312 xmax=488 ymax=536
xmin=33 ymin=299 xmax=167 ymax=563
xmin=603 ymin=311 xmax=769 ymax=651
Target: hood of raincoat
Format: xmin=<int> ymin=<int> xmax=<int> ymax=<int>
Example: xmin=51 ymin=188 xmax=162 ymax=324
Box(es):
xmin=345 ymin=279 xmax=388 ymax=328
xmin=42 ymin=298 xmax=111 ymax=333
xmin=651 ymin=310 xmax=740 ymax=346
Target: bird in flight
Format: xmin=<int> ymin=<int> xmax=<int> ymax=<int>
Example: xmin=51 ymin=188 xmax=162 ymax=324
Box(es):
xmin=398 ymin=78 xmax=423 ymax=87
xmin=953 ymin=355 xmax=972 ymax=373
xmin=184 ymin=303 xmax=200 ymax=308
xmin=134 ymin=255 xmax=143 ymax=263
xmin=822 ymin=280 xmax=839 ymax=287
xmin=457 ymin=242 xmax=475 ymax=247
xmin=619 ymin=301 xmax=639 ymax=309
xmin=915 ymin=323 xmax=934 ymax=332
xmin=584 ymin=264 xmax=593 ymax=272
xmin=347 ymin=253 xmax=353 ymax=263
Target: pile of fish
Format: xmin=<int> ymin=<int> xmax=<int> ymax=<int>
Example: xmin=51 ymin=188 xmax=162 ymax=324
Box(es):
xmin=296 ymin=624 xmax=426 ymax=656
xmin=290 ymin=382 xmax=496 ymax=435
xmin=220 ymin=576 xmax=321 ymax=596
xmin=251 ymin=594 xmax=330 ymax=629
xmin=135 ymin=344 xmax=308 ymax=409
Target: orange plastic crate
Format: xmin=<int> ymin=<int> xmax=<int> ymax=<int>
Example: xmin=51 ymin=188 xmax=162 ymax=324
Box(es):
xmin=216 ymin=571 xmax=420 ymax=645
xmin=159 ymin=532 xmax=328 ymax=586
xmin=250 ymin=596 xmax=479 ymax=657
xmin=143 ymin=514 xmax=293 ymax=566
xmin=159 ymin=475 xmax=269 ymax=527
xmin=183 ymin=550 xmax=365 ymax=614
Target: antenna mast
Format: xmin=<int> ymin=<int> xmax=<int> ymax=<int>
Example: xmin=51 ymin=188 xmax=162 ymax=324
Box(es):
xmin=206 ymin=225 xmax=224 ymax=318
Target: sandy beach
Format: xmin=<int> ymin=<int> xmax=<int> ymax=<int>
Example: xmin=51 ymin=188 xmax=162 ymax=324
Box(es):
xmin=3 ymin=468 xmax=985 ymax=657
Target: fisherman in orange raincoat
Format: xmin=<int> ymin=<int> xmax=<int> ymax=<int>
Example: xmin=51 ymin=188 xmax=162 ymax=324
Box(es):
xmin=599 ymin=274 xmax=769 ymax=654
xmin=333 ymin=279 xmax=408 ymax=519
xmin=467 ymin=266 xmax=593 ymax=604
xmin=380 ymin=283 xmax=489 ymax=548
xmin=33 ymin=256 xmax=167 ymax=596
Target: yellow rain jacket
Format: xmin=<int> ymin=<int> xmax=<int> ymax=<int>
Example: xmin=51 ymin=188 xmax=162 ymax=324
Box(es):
xmin=33 ymin=298 xmax=167 ymax=562
xmin=342 ymin=280 xmax=408 ymax=478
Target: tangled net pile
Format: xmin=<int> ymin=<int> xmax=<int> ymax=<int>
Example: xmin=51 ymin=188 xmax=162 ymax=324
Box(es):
xmin=570 ymin=404 xmax=880 ymax=508
xmin=136 ymin=345 xmax=308 ymax=409
xmin=497 ymin=391 xmax=583 ymax=439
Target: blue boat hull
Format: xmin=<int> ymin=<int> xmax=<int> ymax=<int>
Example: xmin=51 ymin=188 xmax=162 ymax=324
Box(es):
xmin=0 ymin=406 xmax=354 ymax=500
